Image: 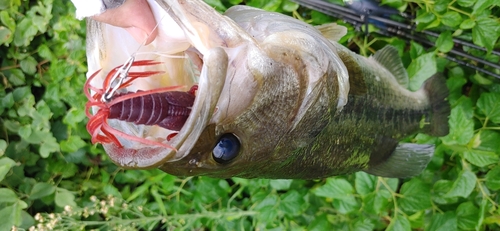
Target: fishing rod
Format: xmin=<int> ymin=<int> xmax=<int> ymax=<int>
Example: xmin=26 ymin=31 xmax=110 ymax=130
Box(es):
xmin=291 ymin=0 xmax=500 ymax=79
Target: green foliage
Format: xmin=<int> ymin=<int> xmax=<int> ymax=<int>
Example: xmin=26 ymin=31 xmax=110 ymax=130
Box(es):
xmin=0 ymin=0 xmax=499 ymax=230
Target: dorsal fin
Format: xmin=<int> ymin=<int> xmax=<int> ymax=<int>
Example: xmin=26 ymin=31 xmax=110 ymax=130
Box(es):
xmin=315 ymin=23 xmax=347 ymax=42
xmin=373 ymin=46 xmax=409 ymax=88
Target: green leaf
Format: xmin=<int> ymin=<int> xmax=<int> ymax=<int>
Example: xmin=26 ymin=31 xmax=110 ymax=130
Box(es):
xmin=332 ymin=193 xmax=359 ymax=214
xmin=1 ymin=93 xmax=14 ymax=109
xmin=485 ymin=166 xmax=500 ymax=190
xmin=0 ymin=139 xmax=6 ymax=156
xmin=315 ymin=178 xmax=359 ymax=214
xmin=314 ymin=178 xmax=354 ymax=199
xmin=270 ymin=179 xmax=292 ymax=191
xmin=279 ymin=190 xmax=306 ymax=216
xmin=203 ymin=0 xmax=227 ymax=11
xmin=281 ymin=0 xmax=299 ymax=12
xmin=60 ymin=135 xmax=86 ymax=153
xmin=398 ymin=178 xmax=432 ymax=212
xmin=433 ymin=180 xmax=458 ymax=204
xmin=409 ymin=41 xmax=425 ymax=59
xmin=427 ymin=211 xmax=457 ymax=231
xmin=445 ymin=170 xmax=476 ymax=198
xmin=31 ymin=15 xmax=49 ymax=33
xmin=39 ymin=136 xmax=59 ymax=158
xmin=13 ymin=17 xmax=38 ymax=47
xmin=18 ymin=125 xmax=32 ymax=140
xmin=0 ymin=157 xmax=16 ymax=182
xmin=472 ymin=17 xmax=500 ymax=52
xmin=386 ymin=215 xmax=411 ymax=231
xmin=0 ymin=26 xmax=12 ymax=45
xmin=150 ymin=186 xmax=167 ymax=216
xmin=433 ymin=0 xmax=450 ymax=13
xmin=0 ymin=188 xmax=19 ymax=204
xmin=308 ymin=214 xmax=333 ymax=231
xmin=355 ymin=172 xmax=376 ymax=196
xmin=0 ymin=11 xmax=15 ymax=30
xmin=103 ymin=184 xmax=122 ymax=199
xmin=19 ymin=56 xmax=37 ymax=75
xmin=441 ymin=11 xmax=462 ymax=27
xmin=255 ymin=192 xmax=279 ymax=209
xmin=0 ymin=0 xmax=8 ymax=10
xmin=55 ymin=187 xmax=77 ymax=208
xmin=255 ymin=193 xmax=279 ymax=223
xmin=460 ymin=19 xmax=476 ymax=29
xmin=29 ymin=182 xmax=56 ymax=200
xmin=364 ymin=190 xmax=391 ymax=214
xmin=381 ymin=0 xmax=405 ymax=9
xmin=37 ymin=44 xmax=54 ymax=60
xmin=473 ymin=0 xmax=498 ymax=15
xmin=407 ymin=52 xmax=437 ymax=91
xmin=8 ymin=69 xmax=26 ymax=86
xmin=0 ymin=203 xmax=23 ymax=230
xmin=477 ymin=92 xmax=500 ymax=124
xmin=247 ymin=0 xmax=282 ymax=12
xmin=456 ymin=202 xmax=479 ymax=230
xmin=457 ymin=0 xmax=476 ymax=7
xmin=63 ymin=107 xmax=87 ymax=127
xmin=436 ymin=31 xmax=454 ymax=52
xmin=473 ymin=73 xmax=493 ymax=85
xmin=463 ymin=150 xmax=499 ymax=167
xmin=442 ymin=98 xmax=474 ymax=145
xmin=352 ymin=217 xmax=375 ymax=231
xmin=229 ymin=0 xmax=243 ymax=4
xmin=416 ymin=12 xmax=436 ymax=24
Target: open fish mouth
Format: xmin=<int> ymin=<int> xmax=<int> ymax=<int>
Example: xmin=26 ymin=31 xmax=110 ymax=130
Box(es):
xmin=85 ymin=0 xmax=228 ymax=168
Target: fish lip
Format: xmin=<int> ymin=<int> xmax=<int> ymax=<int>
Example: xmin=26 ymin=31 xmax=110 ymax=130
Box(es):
xmin=89 ymin=0 xmax=226 ymax=169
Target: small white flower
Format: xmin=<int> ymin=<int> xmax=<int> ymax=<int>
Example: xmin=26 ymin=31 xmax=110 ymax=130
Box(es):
xmin=109 ymin=197 xmax=115 ymax=207
xmin=83 ymin=208 xmax=89 ymax=218
xmin=100 ymin=206 xmax=109 ymax=215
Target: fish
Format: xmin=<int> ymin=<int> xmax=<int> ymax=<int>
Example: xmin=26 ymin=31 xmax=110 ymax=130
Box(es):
xmin=85 ymin=0 xmax=449 ymax=179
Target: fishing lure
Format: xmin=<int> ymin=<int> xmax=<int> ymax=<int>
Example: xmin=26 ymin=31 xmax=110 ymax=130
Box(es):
xmin=84 ymin=58 xmax=196 ymax=149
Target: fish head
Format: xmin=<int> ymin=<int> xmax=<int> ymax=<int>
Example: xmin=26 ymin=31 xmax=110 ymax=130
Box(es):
xmin=86 ymin=0 xmax=349 ymax=178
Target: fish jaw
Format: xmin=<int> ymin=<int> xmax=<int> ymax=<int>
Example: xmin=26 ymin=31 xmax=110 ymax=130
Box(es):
xmin=85 ymin=0 xmax=257 ymax=168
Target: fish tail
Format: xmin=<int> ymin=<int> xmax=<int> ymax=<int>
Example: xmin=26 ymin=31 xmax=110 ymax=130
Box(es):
xmin=422 ymin=73 xmax=450 ymax=137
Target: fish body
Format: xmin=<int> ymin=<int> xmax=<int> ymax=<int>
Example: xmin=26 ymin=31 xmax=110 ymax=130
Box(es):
xmin=85 ymin=0 xmax=449 ymax=179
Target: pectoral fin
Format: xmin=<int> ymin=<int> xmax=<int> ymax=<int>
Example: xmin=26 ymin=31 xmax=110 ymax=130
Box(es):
xmin=364 ymin=143 xmax=434 ymax=178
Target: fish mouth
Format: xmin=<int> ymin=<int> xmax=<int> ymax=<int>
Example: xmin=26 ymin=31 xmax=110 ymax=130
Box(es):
xmin=85 ymin=0 xmax=227 ymax=168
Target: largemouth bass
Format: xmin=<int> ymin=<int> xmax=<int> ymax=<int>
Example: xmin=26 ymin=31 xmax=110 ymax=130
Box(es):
xmin=85 ymin=0 xmax=449 ymax=179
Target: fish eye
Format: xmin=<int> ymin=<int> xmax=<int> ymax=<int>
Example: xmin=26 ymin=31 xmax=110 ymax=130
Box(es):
xmin=212 ymin=133 xmax=240 ymax=164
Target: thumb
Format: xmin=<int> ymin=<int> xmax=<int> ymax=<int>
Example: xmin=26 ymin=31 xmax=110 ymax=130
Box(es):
xmin=92 ymin=0 xmax=158 ymax=45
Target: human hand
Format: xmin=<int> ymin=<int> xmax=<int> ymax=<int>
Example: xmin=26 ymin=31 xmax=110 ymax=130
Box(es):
xmin=75 ymin=0 xmax=158 ymax=45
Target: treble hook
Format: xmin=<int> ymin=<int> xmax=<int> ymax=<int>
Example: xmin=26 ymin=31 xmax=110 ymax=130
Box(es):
xmin=102 ymin=56 xmax=135 ymax=102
